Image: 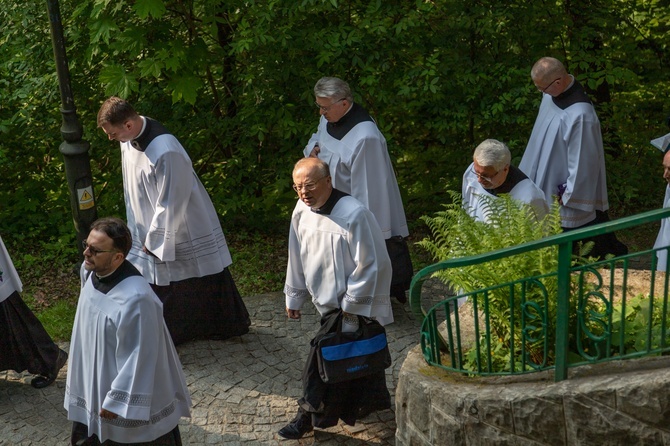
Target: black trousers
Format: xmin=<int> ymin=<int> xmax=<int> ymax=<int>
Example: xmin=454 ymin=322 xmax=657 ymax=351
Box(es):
xmin=71 ymin=422 xmax=181 ymax=446
xmin=563 ymin=210 xmax=628 ymax=260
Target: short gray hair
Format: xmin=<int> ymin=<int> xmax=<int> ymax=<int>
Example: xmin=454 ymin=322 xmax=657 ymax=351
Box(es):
xmin=293 ymin=157 xmax=330 ymax=179
xmin=314 ymin=77 xmax=353 ymax=102
xmin=473 ymin=139 xmax=511 ymax=171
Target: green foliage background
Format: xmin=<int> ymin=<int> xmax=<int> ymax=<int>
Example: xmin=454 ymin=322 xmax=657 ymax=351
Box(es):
xmin=1 ymin=0 xmax=669 ymax=294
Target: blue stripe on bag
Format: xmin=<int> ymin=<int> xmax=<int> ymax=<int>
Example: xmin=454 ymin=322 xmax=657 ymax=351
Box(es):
xmin=320 ymin=333 xmax=388 ymax=361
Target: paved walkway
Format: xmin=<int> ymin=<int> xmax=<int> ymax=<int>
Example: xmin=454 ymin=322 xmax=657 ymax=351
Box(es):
xmin=0 ymin=290 xmax=434 ymax=445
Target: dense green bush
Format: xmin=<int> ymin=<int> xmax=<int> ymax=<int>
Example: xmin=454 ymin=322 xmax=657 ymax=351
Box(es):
xmin=1 ymin=0 xmax=669 ymax=277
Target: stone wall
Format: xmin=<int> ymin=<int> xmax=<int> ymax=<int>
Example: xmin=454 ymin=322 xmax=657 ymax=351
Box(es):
xmin=395 ymin=345 xmax=670 ymax=445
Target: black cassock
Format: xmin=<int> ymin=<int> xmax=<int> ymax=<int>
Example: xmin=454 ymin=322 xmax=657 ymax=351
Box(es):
xmin=0 ymin=291 xmax=62 ymax=377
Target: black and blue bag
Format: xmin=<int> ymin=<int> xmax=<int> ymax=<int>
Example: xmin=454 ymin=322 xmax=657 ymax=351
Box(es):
xmin=316 ymin=312 xmax=392 ymax=384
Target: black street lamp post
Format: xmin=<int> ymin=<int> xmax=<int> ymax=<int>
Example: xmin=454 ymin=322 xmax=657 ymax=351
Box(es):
xmin=46 ymin=0 xmax=97 ymax=253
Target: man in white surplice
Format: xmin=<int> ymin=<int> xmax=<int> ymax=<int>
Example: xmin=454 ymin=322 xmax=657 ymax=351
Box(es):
xmin=97 ymin=97 xmax=249 ymax=345
xmin=304 ymin=77 xmax=412 ymax=302
xmin=519 ymin=56 xmax=627 ymax=259
xmin=65 ymin=217 xmax=190 ymax=445
xmin=653 ymin=148 xmax=670 ymax=270
xmin=463 ymin=139 xmax=548 ymax=223
xmin=279 ymin=158 xmax=393 ymax=440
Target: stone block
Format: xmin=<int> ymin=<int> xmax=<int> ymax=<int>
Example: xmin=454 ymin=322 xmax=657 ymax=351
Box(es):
xmin=511 ymin=395 xmax=565 ymax=445
xmin=408 ymin=385 xmax=431 ymax=437
xmin=431 ymin=406 xmax=465 ymax=445
xmin=617 ymin=377 xmax=670 ymax=427
xmin=465 ymin=395 xmax=514 ymax=431
xmin=564 ymin=393 xmax=664 ymax=445
xmin=464 ymin=419 xmax=527 ymax=446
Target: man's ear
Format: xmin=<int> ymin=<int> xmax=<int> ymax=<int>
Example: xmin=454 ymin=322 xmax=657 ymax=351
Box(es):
xmin=113 ymin=251 xmax=125 ymax=265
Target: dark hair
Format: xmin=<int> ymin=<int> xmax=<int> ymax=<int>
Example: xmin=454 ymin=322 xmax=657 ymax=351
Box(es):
xmin=97 ymin=96 xmax=138 ymax=127
xmin=90 ymin=217 xmax=132 ymax=256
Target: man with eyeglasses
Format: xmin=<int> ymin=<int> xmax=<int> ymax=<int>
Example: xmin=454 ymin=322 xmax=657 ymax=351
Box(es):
xmin=304 ymin=76 xmax=413 ymax=303
xmin=519 ymin=57 xmax=627 ymax=259
xmin=463 ymin=139 xmax=548 ymax=223
xmin=279 ymin=157 xmax=393 ymax=440
xmin=97 ymin=96 xmax=250 ymax=345
xmin=0 ymin=235 xmax=68 ymax=389
xmin=65 ymin=217 xmax=191 ymax=445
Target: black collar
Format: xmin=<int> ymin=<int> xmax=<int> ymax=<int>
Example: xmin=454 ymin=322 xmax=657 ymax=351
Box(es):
xmin=326 ymin=103 xmax=374 ymax=140
xmin=131 ymin=117 xmax=171 ymax=152
xmin=553 ymin=79 xmax=592 ymax=110
xmin=311 ymin=188 xmax=348 ymax=215
xmin=484 ymin=165 xmax=527 ymax=196
xmin=91 ymin=260 xmax=143 ymax=294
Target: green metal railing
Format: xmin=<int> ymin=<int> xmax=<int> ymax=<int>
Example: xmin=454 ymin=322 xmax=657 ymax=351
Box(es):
xmin=410 ymin=207 xmax=670 ymax=382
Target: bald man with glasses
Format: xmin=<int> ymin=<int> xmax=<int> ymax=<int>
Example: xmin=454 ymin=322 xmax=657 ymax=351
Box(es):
xmin=280 ymin=157 xmax=393 ymax=439
xmin=519 ymin=57 xmax=627 ymax=259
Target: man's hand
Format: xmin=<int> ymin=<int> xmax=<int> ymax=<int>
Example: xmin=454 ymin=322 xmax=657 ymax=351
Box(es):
xmin=309 ymin=144 xmax=320 ymax=158
xmin=142 ymin=245 xmax=158 ymax=258
xmin=99 ymin=408 xmax=118 ymax=420
xmin=286 ymin=308 xmax=301 ymax=319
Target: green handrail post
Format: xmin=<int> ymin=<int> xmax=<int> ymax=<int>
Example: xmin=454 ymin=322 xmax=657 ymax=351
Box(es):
xmin=554 ymin=240 xmax=573 ymax=382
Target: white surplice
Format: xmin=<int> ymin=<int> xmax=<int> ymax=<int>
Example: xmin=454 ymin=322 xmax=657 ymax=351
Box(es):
xmin=519 ymin=92 xmax=609 ymax=228
xmin=121 ymin=131 xmax=232 ymax=286
xmin=462 ymin=163 xmax=549 ymax=223
xmin=284 ymin=193 xmax=393 ymax=326
xmin=0 ymin=236 xmax=22 ymax=303
xmin=304 ymin=113 xmax=409 ymax=239
xmin=65 ymin=262 xmax=191 ymax=443
xmin=654 ymin=185 xmax=670 ymax=271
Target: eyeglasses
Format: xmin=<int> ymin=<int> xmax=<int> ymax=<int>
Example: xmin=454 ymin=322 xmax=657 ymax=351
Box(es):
xmin=314 ymin=98 xmax=345 ymax=112
xmin=82 ymin=240 xmax=116 ymax=256
xmin=292 ymin=176 xmax=327 ymax=193
xmin=471 ymin=167 xmax=499 ymax=184
xmin=537 ymin=78 xmax=560 ymax=93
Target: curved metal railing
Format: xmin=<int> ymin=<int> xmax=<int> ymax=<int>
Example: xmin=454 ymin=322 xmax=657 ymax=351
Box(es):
xmin=409 ymin=207 xmax=670 ymax=381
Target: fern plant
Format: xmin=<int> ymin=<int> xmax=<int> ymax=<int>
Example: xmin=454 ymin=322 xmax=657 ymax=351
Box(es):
xmin=418 ymin=191 xmax=574 ymax=371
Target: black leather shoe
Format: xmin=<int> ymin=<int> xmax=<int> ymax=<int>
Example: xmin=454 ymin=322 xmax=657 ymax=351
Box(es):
xmin=390 ymin=284 xmax=407 ymax=303
xmin=31 ymin=349 xmax=68 ymax=389
xmin=278 ymin=413 xmax=313 ymax=440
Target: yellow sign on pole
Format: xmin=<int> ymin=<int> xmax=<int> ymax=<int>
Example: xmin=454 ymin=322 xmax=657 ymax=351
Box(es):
xmin=78 ymin=186 xmax=95 ymax=210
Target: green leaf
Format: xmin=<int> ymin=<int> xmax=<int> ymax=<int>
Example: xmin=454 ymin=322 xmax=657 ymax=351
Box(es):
xmin=89 ymin=16 xmax=118 ymax=44
xmin=169 ymin=75 xmax=202 ymax=105
xmin=99 ymin=64 xmax=139 ymax=98
xmin=133 ymin=0 xmax=167 ymax=20
xmin=138 ymin=59 xmax=164 ymax=79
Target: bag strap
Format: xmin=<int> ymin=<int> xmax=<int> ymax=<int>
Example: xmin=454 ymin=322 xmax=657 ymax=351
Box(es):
xmin=321 ymin=309 xmax=344 ymax=335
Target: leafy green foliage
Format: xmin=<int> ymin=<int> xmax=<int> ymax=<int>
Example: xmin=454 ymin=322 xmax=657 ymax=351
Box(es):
xmin=418 ymin=192 xmax=564 ymax=293
xmin=419 ymin=193 xmax=567 ymax=370
xmin=1 ymin=0 xmax=669 ymax=311
xmin=609 ymin=294 xmax=670 ymax=353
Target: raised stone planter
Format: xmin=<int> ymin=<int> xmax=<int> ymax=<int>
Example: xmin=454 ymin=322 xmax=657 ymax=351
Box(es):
xmin=395 ymin=345 xmax=670 ymax=445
